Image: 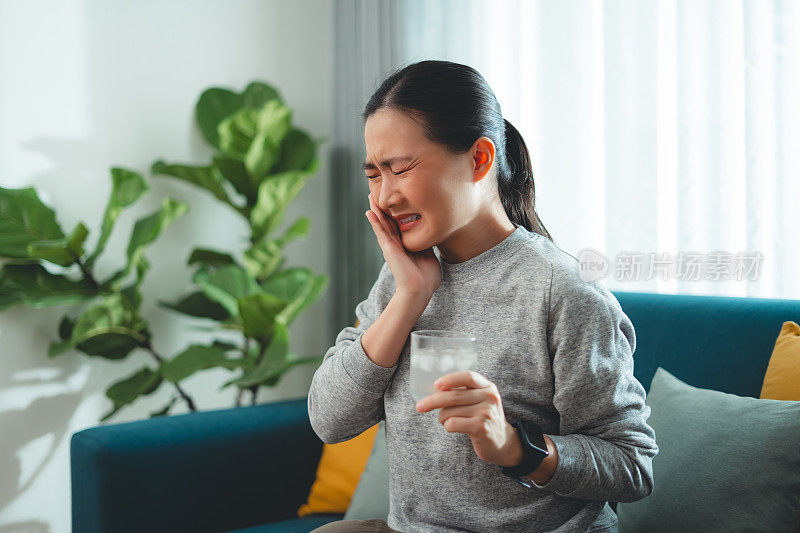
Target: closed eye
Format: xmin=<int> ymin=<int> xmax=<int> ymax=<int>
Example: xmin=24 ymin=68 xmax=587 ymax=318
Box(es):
xmin=366 ymin=168 xmax=410 ymax=180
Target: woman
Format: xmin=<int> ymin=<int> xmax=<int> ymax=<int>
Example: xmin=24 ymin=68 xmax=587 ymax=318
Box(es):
xmin=308 ymin=60 xmax=657 ymax=533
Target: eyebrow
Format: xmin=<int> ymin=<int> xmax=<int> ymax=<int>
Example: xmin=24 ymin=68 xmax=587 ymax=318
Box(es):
xmin=362 ymin=156 xmax=414 ymax=171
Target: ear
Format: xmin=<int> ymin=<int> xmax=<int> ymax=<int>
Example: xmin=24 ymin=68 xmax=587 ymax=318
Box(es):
xmin=472 ymin=137 xmax=495 ymax=182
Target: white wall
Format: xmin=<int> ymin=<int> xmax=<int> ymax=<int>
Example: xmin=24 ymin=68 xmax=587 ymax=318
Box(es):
xmin=0 ymin=1 xmax=334 ymax=531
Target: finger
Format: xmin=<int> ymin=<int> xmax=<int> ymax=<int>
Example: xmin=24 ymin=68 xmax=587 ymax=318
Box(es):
xmin=438 ymin=404 xmax=477 ymax=426
xmin=416 ymin=388 xmax=484 ymax=413
xmin=435 ymin=370 xmax=493 ymax=391
xmin=441 ymin=416 xmax=475 ymax=435
xmin=369 ymin=193 xmax=395 ymax=237
xmin=365 ymin=210 xmax=386 ymax=242
xmin=369 ymin=193 xmax=399 ymax=237
xmin=365 ymin=211 xmax=395 ymax=255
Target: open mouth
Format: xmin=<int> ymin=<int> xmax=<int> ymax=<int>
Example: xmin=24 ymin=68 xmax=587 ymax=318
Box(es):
xmin=397 ymin=213 xmax=422 ymax=231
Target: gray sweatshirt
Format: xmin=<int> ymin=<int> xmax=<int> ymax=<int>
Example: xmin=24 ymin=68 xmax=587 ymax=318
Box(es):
xmin=307 ymin=223 xmax=658 ymax=533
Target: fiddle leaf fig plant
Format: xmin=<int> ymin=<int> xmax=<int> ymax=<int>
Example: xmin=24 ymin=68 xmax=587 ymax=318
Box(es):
xmin=0 ymin=169 xmax=196 ymax=420
xmin=0 ymin=80 xmax=329 ymax=422
xmin=151 ymin=80 xmax=329 ymax=408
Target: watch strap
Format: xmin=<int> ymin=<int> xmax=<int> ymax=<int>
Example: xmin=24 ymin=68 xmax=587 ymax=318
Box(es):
xmin=501 ymin=420 xmax=549 ymax=480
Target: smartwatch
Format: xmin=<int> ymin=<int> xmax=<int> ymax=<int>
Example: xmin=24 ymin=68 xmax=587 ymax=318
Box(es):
xmin=500 ymin=419 xmax=550 ymax=488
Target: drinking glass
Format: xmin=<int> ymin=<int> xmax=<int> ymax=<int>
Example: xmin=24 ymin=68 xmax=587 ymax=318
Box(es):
xmin=409 ymin=330 xmax=477 ymax=404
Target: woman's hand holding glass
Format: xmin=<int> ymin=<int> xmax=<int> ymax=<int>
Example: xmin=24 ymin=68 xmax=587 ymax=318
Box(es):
xmin=415 ymin=370 xmax=522 ymax=468
xmin=365 ymin=192 xmax=441 ymax=298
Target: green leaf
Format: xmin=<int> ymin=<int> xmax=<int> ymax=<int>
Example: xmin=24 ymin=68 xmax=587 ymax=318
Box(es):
xmin=27 ymin=222 xmax=89 ymax=267
xmin=150 ymin=160 xmax=236 ymax=207
xmin=260 ymin=268 xmax=329 ymax=326
xmin=158 ymin=290 xmax=230 ymax=321
xmin=211 ymin=339 xmax=239 ymax=352
xmin=222 ymin=352 xmax=323 ymax=390
xmin=222 ymin=321 xmax=289 ymax=388
xmin=272 ymin=128 xmax=319 ymax=174
xmin=218 ymin=108 xmax=259 ymax=159
xmin=238 ymin=292 xmax=289 ymax=343
xmin=127 ymin=197 xmax=188 ymax=265
xmin=195 ymin=82 xmax=281 ymax=149
xmin=283 ymin=216 xmax=311 ymax=241
xmin=160 ymin=344 xmax=243 ymax=383
xmin=187 ymin=317 xmax=241 ymax=333
xmin=150 ymin=395 xmax=178 ymax=418
xmin=250 ymin=170 xmax=312 ymax=242
xmin=85 ymin=168 xmax=148 ymax=269
xmin=192 ymin=264 xmax=260 ymax=316
xmin=242 ymin=240 xmax=284 ymax=280
xmin=60 ymin=293 xmax=149 ymax=359
xmin=0 ymin=187 xmax=65 ymax=258
xmin=100 ymin=366 xmax=163 ymax=422
xmin=256 ymin=354 xmax=325 ymax=388
xmin=187 ymin=248 xmax=237 ymax=268
xmin=48 ymin=314 xmax=77 ymax=357
xmin=76 ymin=332 xmax=146 ymax=359
xmin=259 ymin=267 xmax=312 ymax=302
xmin=0 ymin=263 xmax=96 ymax=312
xmin=58 ymin=315 xmax=75 ymax=339
xmin=48 ymin=339 xmax=73 ymax=358
xmin=244 ymin=100 xmax=293 ymax=182
xmin=283 ymin=273 xmax=328 ymax=325
xmin=119 ymin=256 xmax=149 ymax=313
xmin=214 ymin=157 xmax=258 ymax=208
xmin=241 ymin=81 xmax=281 ymax=108
xmin=242 ymin=216 xmax=309 ymax=280
xmin=103 ymin=197 xmax=188 ymax=288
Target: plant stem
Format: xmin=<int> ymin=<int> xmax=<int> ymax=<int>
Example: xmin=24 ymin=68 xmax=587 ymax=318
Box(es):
xmin=233 ymin=336 xmax=252 ymax=408
xmin=248 ymin=341 xmax=266 ymax=405
xmin=143 ymin=342 xmax=197 ymax=412
xmin=76 ymin=257 xmax=100 ymax=289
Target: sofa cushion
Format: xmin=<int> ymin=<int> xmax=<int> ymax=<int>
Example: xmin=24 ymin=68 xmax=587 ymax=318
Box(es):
xmin=616 ymin=367 xmax=800 ymax=532
xmin=297 ymin=422 xmax=380 ymax=517
xmin=345 ymin=420 xmax=390 ymax=520
xmin=760 ymin=320 xmax=800 ymax=400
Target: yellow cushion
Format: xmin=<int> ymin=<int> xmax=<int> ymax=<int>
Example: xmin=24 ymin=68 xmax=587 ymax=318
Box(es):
xmin=297 ymin=422 xmax=380 ymax=517
xmin=760 ymin=321 xmax=800 ymax=401
xmin=298 ymin=316 xmax=376 ymax=517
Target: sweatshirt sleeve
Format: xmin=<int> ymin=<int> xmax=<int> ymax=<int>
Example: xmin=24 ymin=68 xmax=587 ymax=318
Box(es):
xmin=307 ymin=261 xmax=400 ymax=444
xmin=529 ymin=267 xmax=659 ymax=503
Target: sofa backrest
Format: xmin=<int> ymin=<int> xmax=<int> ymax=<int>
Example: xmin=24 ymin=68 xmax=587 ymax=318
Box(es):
xmin=612 ymin=291 xmax=800 ymax=398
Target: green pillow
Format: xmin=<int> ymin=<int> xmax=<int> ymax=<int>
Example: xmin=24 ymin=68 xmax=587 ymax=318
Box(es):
xmin=617 ymin=367 xmax=800 ymax=532
xmin=344 ymin=420 xmax=390 ymax=521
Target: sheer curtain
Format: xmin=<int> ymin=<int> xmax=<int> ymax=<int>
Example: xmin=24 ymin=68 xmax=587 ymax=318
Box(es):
xmin=332 ymin=0 xmax=800 ymax=331
xmin=397 ymin=0 xmax=799 ymax=299
xmin=330 ymin=0 xmax=402 ymax=336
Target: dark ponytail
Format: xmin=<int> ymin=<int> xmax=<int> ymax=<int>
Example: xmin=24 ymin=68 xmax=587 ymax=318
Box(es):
xmin=363 ymin=59 xmax=553 ymax=242
xmin=501 ymin=118 xmax=553 ymax=241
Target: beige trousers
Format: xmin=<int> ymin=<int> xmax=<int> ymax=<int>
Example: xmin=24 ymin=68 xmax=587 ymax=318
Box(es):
xmin=310 ymin=518 xmax=402 ymax=532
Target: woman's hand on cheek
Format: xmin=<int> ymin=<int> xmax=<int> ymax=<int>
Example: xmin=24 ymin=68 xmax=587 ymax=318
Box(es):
xmin=365 ymin=192 xmax=442 ymax=297
xmin=415 ymin=370 xmax=520 ymax=467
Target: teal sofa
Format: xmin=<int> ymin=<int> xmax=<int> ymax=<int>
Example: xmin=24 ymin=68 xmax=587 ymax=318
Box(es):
xmin=70 ymin=291 xmax=800 ymax=532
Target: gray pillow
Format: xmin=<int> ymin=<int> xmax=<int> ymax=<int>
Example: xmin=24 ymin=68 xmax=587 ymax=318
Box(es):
xmin=344 ymin=420 xmax=390 ymax=521
xmin=617 ymin=367 xmax=800 ymax=532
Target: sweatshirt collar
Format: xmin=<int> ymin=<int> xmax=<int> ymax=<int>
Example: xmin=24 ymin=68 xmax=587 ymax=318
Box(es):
xmin=435 ymin=223 xmax=526 ymax=284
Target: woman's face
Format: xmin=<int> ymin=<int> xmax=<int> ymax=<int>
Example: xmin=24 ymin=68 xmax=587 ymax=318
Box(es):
xmin=363 ymin=108 xmax=496 ymax=253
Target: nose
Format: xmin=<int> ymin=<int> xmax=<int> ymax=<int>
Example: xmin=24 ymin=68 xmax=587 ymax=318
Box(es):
xmin=376 ymin=179 xmax=401 ymax=212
